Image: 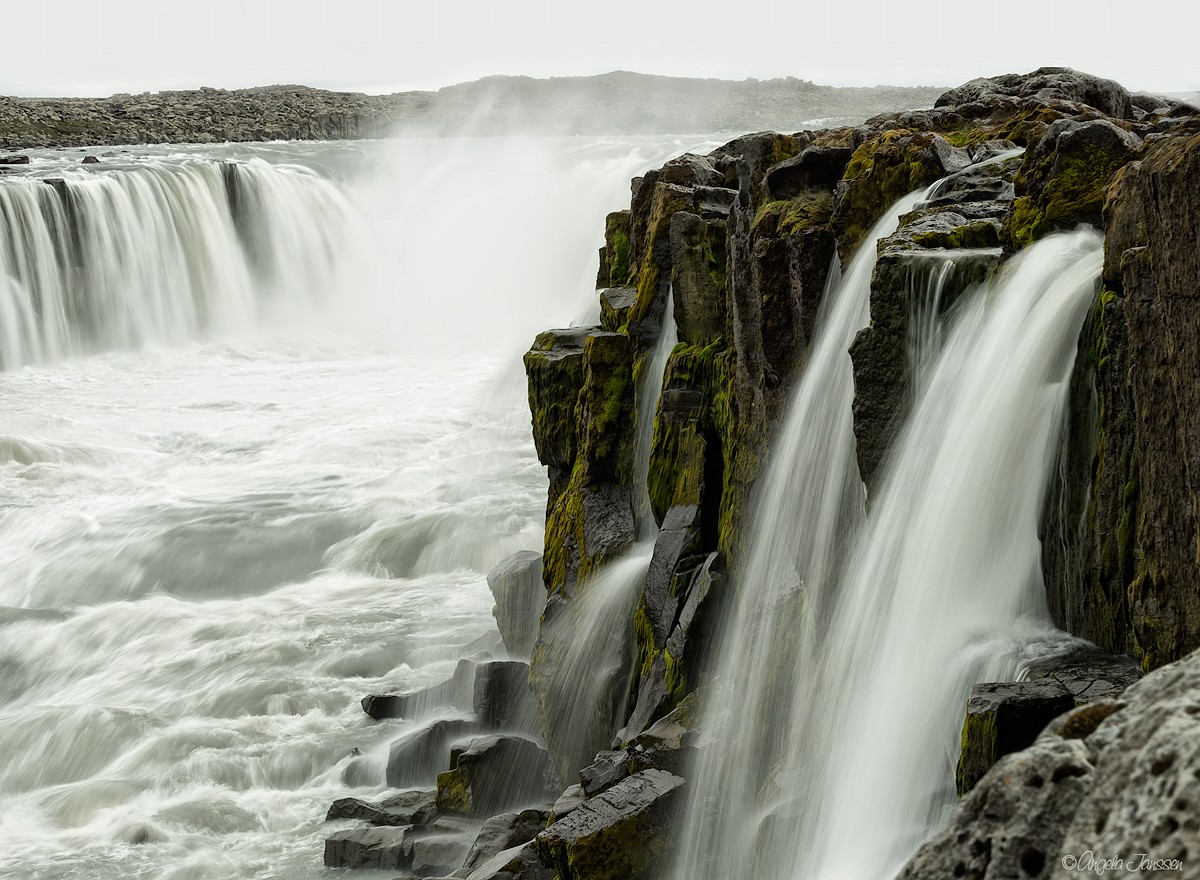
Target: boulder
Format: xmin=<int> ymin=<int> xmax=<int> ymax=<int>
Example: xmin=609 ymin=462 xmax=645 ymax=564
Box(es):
xmin=692 ymin=185 xmax=738 ymax=220
xmin=549 ymin=784 xmax=586 ymax=822
xmin=387 ymin=717 xmax=481 ymax=788
xmin=323 ymin=826 xmax=410 ymax=870
xmin=473 ymin=660 xmax=537 ymax=733
xmin=900 ymin=647 xmax=1200 ymax=878
xmin=436 ymin=735 xmax=559 ymax=817
xmin=596 ymin=211 xmax=632 ymax=289
xmin=0 ymin=154 xmax=30 ymax=164
xmin=1025 ymin=644 xmax=1142 ymax=704
xmin=579 ymin=750 xmax=631 ymax=797
xmin=956 ymin=679 xmax=1076 ymax=795
xmin=412 ymin=831 xmax=474 ymax=876
xmin=1005 ymin=117 xmax=1143 ymax=247
xmin=535 ymin=769 xmax=685 ymax=880
xmin=833 ymin=130 xmax=970 ymax=261
xmin=486 ymin=551 xmax=545 ymax=658
xmin=459 ymin=810 xmax=549 ymax=876
xmin=325 ymin=788 xmax=437 ymax=826
xmin=898 ymin=735 xmax=1096 ymax=880
xmin=362 ymin=657 xmax=477 ymax=720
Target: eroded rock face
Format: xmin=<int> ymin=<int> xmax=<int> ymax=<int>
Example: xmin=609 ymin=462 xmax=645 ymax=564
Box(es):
xmin=901 ymin=648 xmax=1200 ymax=879
xmin=1042 ymin=124 xmax=1200 ymax=669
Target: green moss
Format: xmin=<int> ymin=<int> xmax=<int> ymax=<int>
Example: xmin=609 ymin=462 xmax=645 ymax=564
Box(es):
xmin=910 ymin=219 xmax=1001 ymax=250
xmin=955 ymin=709 xmax=998 ymax=796
xmin=663 ymin=647 xmax=688 ymax=707
xmin=634 ymin=609 xmax=655 ymax=679
xmin=609 ymin=230 xmax=631 ymax=287
xmin=752 ymin=190 xmax=834 ymax=239
xmin=435 ymin=767 xmax=473 ymax=814
xmin=1003 ymin=196 xmax=1043 ymax=249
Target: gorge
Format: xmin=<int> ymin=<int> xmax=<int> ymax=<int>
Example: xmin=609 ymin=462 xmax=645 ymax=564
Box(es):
xmin=2 ymin=66 xmax=1200 ymax=880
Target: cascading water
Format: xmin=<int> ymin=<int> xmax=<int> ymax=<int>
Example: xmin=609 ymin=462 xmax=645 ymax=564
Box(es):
xmin=0 ymin=134 xmax=712 ymax=880
xmin=671 ymin=188 xmax=930 ymax=880
xmin=672 ymin=205 xmax=1103 ymax=879
xmin=0 ymin=160 xmax=353 ymax=369
xmin=536 ymin=295 xmax=678 ymax=777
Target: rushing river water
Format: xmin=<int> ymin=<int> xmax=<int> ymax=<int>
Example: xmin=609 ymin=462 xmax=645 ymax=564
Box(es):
xmin=0 ymin=134 xmax=716 ymax=880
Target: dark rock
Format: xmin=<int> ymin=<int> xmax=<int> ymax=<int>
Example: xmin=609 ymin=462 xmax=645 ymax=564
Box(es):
xmin=325 ymin=789 xmax=437 ymax=826
xmin=363 ymin=657 xmax=477 ymax=720
xmin=486 ymin=551 xmax=545 ymax=658
xmin=598 ymin=287 xmax=636 ymax=333
xmin=459 ymin=810 xmax=548 ymax=876
xmin=851 ymin=245 xmax=1000 ymax=492
xmin=81 ymin=155 xmax=99 ymax=164
xmin=1005 ymin=117 xmax=1142 ymax=247
xmin=657 ymin=153 xmax=723 ymax=189
xmin=0 ymin=154 xmax=30 ymax=164
xmin=1044 ymin=127 xmax=1200 ymax=669
xmin=535 ymin=769 xmax=685 ymax=880
xmin=669 ymin=212 xmax=727 ymax=348
xmin=956 ymin=679 xmax=1076 ymax=795
xmin=1026 ymin=645 xmax=1142 ymax=704
xmin=596 ymin=212 xmax=632 ymax=289
xmin=627 ymin=695 xmax=698 ymax=751
xmin=898 ymin=735 xmax=1095 ymax=880
xmin=324 ymin=825 xmax=411 ymax=870
xmin=463 ymin=840 xmax=555 ymax=880
xmin=763 ymin=145 xmax=854 ymax=200
xmin=935 ymin=66 xmax=1135 ymax=120
xmin=387 ymin=717 xmax=481 ymax=788
xmin=579 ymin=750 xmax=631 ymax=797
xmin=692 ymin=185 xmax=738 ymax=220
xmin=436 ymin=735 xmax=559 ymax=817
xmin=523 ymin=327 xmax=591 ymax=511
xmin=473 ymin=660 xmax=537 ymax=733
xmin=412 ymin=832 xmax=474 ymax=875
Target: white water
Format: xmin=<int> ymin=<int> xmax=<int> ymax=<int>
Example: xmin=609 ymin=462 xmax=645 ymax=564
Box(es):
xmin=673 ymin=208 xmax=1102 ymax=879
xmin=0 ymin=133 xmax=715 ymax=880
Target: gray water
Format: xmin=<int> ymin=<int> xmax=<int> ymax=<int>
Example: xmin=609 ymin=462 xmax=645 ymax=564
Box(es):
xmin=0 ymin=133 xmax=717 ymax=880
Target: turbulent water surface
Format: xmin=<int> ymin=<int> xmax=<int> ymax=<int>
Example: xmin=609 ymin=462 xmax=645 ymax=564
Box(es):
xmin=0 ymin=133 xmax=715 ymax=880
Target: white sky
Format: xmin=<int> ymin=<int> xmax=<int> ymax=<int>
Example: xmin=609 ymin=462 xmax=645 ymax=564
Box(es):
xmin=1 ymin=0 xmax=1195 ymax=98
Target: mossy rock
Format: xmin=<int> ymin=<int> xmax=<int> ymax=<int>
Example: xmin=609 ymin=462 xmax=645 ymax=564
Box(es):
xmin=1004 ymin=118 xmax=1142 ymax=247
xmin=832 ymin=129 xmax=953 ymax=262
xmin=535 ymin=770 xmax=685 ymax=880
xmin=598 ymin=288 xmax=636 ymax=333
xmin=752 ymin=189 xmax=834 ymax=240
xmin=524 ymin=328 xmax=591 ymax=507
xmin=627 ymin=179 xmax=699 ymax=340
xmin=597 ymin=211 xmax=632 ymax=288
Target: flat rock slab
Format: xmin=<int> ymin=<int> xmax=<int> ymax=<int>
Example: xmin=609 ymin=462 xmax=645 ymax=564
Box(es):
xmin=536 ymin=769 xmax=685 ymax=880
xmin=956 ymin=679 xmax=1077 ymax=795
xmin=437 ymin=735 xmax=558 ymax=817
xmin=325 ymin=789 xmax=438 ymax=826
xmin=324 ymin=825 xmax=410 ymax=870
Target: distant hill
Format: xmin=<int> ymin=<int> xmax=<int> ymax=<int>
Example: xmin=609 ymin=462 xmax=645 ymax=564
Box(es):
xmin=0 ymin=72 xmax=948 ymax=149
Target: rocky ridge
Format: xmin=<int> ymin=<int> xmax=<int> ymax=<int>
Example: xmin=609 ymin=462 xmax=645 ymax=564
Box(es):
xmin=0 ymin=73 xmax=947 ymax=149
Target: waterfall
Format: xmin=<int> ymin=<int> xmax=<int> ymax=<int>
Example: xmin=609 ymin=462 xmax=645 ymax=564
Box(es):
xmin=539 ymin=296 xmax=678 ymax=776
xmin=672 ymin=210 xmax=1102 ymax=878
xmin=0 ymin=160 xmax=352 ymax=369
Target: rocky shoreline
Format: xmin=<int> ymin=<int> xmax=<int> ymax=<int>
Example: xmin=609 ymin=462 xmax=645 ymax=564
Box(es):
xmin=0 ymin=73 xmax=948 ymax=149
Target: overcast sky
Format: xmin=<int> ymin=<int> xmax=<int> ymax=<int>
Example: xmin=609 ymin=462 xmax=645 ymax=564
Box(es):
xmin=1 ymin=0 xmax=1194 ymax=98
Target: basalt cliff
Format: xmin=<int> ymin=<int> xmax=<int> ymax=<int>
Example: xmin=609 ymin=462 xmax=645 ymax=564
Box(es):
xmin=324 ymin=68 xmax=1200 ymax=880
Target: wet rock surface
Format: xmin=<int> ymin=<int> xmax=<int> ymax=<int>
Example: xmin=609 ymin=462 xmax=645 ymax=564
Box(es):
xmin=486 ymin=551 xmax=545 ymax=657
xmin=436 ymin=735 xmax=559 ymax=818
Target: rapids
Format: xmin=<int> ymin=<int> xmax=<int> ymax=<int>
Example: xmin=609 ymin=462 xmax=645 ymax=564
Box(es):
xmin=0 ymin=133 xmax=714 ymax=880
